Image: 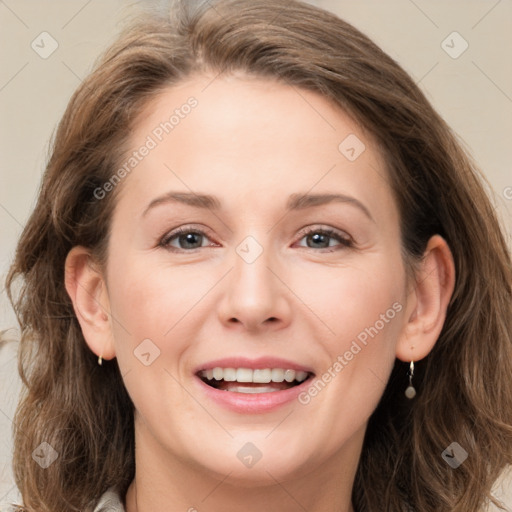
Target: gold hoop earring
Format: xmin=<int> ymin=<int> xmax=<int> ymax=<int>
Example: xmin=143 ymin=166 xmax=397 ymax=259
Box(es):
xmin=405 ymin=360 xmax=416 ymax=399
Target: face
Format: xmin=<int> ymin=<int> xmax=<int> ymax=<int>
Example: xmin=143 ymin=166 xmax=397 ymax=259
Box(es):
xmin=101 ymin=74 xmax=411 ymax=485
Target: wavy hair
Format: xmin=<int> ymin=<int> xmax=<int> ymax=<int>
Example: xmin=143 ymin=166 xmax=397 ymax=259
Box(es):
xmin=6 ymin=0 xmax=512 ymax=510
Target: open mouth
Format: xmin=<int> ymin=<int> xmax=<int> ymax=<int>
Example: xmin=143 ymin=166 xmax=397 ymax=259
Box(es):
xmin=197 ymin=367 xmax=314 ymax=393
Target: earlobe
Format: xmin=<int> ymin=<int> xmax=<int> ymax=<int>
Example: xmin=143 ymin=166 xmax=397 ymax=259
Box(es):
xmin=396 ymin=234 xmax=456 ymax=363
xmin=64 ymin=246 xmax=116 ymax=362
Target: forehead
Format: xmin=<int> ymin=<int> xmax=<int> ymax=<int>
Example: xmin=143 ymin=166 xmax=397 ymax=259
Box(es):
xmin=113 ymin=74 xmax=395 ymax=220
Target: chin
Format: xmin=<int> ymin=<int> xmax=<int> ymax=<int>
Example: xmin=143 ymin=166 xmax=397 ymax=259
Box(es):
xmin=185 ymin=440 xmax=316 ymax=487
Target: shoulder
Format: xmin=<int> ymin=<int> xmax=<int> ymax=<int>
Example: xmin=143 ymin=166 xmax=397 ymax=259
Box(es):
xmin=93 ymin=488 xmax=125 ymax=512
xmin=0 ymin=488 xmax=125 ymax=512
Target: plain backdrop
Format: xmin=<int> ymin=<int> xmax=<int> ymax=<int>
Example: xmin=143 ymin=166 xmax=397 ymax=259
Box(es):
xmin=0 ymin=0 xmax=511 ymax=508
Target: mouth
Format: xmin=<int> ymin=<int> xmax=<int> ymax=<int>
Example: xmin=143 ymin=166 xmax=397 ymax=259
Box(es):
xmin=193 ymin=357 xmax=316 ymax=412
xmin=197 ymin=367 xmax=313 ymax=394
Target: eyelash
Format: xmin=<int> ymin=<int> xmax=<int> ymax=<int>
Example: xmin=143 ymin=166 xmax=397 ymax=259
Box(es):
xmin=158 ymin=225 xmax=354 ymax=253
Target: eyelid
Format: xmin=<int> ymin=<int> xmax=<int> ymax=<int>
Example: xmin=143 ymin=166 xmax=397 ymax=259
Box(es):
xmin=293 ymin=225 xmax=354 ymax=252
xmin=159 ymin=224 xmax=217 ymax=249
xmin=295 ymin=224 xmax=353 ymax=243
xmin=158 ymin=224 xmax=354 ymax=252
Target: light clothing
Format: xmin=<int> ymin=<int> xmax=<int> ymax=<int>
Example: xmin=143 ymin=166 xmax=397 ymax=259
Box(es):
xmin=93 ymin=488 xmax=125 ymax=512
xmin=0 ymin=488 xmax=124 ymax=512
xmin=2 ymin=475 xmax=511 ymax=512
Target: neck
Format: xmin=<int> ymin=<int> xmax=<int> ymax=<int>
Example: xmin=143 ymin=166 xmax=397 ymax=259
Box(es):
xmin=126 ymin=475 xmax=357 ymax=512
xmin=124 ymin=421 xmax=364 ymax=512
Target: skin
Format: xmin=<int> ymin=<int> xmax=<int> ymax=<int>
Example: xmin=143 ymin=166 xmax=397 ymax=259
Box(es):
xmin=65 ymin=74 xmax=455 ymax=512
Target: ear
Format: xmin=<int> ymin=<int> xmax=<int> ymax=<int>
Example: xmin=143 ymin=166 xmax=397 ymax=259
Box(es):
xmin=64 ymin=246 xmax=116 ymax=362
xmin=396 ymin=234 xmax=456 ymax=363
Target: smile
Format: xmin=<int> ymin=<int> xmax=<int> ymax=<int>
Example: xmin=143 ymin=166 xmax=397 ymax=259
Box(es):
xmin=193 ymin=357 xmax=315 ymax=412
xmin=198 ymin=367 xmax=310 ymax=393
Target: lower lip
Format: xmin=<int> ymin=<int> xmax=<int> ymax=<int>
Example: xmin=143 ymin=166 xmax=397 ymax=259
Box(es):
xmin=194 ymin=375 xmax=313 ymax=413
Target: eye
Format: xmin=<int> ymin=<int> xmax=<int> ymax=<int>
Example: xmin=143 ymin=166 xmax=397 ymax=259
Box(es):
xmin=295 ymin=226 xmax=354 ymax=252
xmin=159 ymin=226 xmax=214 ymax=251
xmin=158 ymin=225 xmax=354 ymax=253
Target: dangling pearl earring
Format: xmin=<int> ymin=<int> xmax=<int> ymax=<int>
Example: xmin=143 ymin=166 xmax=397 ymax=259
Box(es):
xmin=98 ymin=354 xmax=103 ymax=366
xmin=405 ymin=360 xmax=416 ymax=399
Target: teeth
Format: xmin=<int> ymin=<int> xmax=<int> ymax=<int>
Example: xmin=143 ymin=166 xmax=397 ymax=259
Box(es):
xmin=236 ymin=368 xmax=253 ymax=382
xmin=271 ymin=368 xmax=284 ymax=382
xmin=253 ymin=369 xmax=271 ymax=383
xmin=228 ymin=385 xmax=280 ymax=394
xmin=284 ymin=369 xmax=295 ymax=383
xmin=296 ymin=371 xmax=308 ymax=382
xmin=199 ymin=367 xmax=309 ymax=384
xmin=223 ymin=368 xmax=236 ymax=382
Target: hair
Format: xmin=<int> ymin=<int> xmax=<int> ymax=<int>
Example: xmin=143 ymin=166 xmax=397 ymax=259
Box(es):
xmin=5 ymin=0 xmax=512 ymax=510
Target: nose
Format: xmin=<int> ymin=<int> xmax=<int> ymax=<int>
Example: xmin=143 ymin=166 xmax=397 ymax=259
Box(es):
xmin=216 ymin=239 xmax=292 ymax=333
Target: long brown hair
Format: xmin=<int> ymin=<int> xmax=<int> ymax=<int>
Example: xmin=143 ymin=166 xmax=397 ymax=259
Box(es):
xmin=6 ymin=0 xmax=511 ymax=510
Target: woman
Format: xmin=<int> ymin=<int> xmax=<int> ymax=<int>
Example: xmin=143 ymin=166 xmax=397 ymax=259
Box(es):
xmin=5 ymin=0 xmax=511 ymax=510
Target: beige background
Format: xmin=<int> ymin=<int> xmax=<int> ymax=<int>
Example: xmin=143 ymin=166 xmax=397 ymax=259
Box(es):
xmin=0 ymin=0 xmax=511 ymax=508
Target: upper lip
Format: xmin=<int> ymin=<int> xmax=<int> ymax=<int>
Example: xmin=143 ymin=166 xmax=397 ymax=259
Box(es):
xmin=194 ymin=356 xmax=315 ymax=375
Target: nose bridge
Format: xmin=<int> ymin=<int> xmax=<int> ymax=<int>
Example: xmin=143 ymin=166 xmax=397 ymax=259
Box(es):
xmin=218 ymin=231 xmax=289 ymax=329
xmin=233 ymin=233 xmax=276 ymax=304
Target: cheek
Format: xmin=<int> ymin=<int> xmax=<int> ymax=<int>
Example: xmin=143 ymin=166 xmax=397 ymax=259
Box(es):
xmin=105 ymin=252 xmax=224 ymax=383
xmin=105 ymin=254 xmax=181 ymax=369
xmin=105 ymin=258 xmax=198 ymax=420
xmin=310 ymin=255 xmax=405 ymax=343
xmin=305 ymin=254 xmax=406 ymax=402
xmin=107 ymin=253 xmax=198 ymax=335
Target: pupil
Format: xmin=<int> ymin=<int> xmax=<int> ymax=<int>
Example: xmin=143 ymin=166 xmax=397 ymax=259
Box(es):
xmin=181 ymin=233 xmax=201 ymax=248
xmin=310 ymin=233 xmax=327 ymax=248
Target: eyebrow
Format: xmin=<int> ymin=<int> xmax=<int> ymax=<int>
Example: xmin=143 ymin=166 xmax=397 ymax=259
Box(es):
xmin=142 ymin=191 xmax=374 ymax=222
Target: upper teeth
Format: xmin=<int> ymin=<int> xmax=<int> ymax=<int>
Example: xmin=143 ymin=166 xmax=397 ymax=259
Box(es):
xmin=200 ymin=368 xmax=309 ymax=384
